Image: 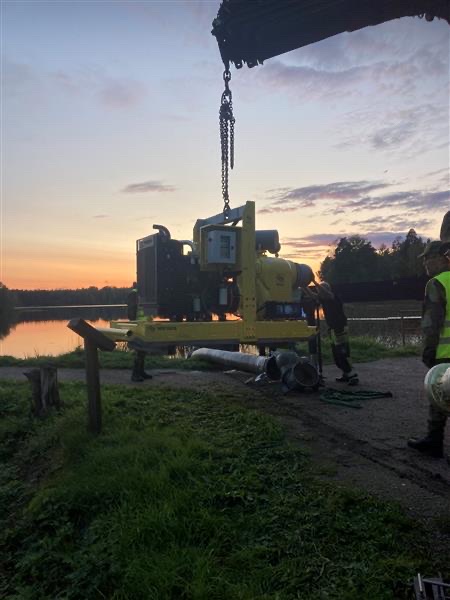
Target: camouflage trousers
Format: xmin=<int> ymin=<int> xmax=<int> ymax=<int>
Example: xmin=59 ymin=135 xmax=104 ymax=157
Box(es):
xmin=329 ymin=327 xmax=353 ymax=375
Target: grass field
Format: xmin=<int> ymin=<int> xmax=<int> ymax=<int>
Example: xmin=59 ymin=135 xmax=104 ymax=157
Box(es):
xmin=0 ymin=335 xmax=420 ymax=370
xmin=0 ymin=378 xmax=445 ymax=600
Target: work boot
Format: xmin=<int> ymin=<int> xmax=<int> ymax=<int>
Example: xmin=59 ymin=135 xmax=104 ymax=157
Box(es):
xmin=347 ymin=374 xmax=359 ymax=386
xmin=336 ymin=372 xmax=358 ymax=385
xmin=131 ymin=368 xmax=152 ymax=382
xmin=407 ymin=435 xmax=443 ymax=458
xmin=131 ymin=352 xmax=152 ymax=382
xmin=408 ymin=406 xmax=446 ymax=458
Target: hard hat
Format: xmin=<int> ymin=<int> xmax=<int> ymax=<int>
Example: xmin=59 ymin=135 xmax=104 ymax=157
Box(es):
xmin=440 ymin=210 xmax=450 ymax=243
xmin=418 ymin=240 xmax=444 ymax=259
xmin=424 ymin=363 xmax=450 ymax=414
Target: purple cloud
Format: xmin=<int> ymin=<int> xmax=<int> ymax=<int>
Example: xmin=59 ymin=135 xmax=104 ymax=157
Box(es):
xmin=260 ymin=179 xmax=448 ymax=217
xmin=349 ymin=215 xmax=432 ymax=231
xmin=350 ymin=189 xmax=449 ymax=211
xmin=283 ymin=229 xmax=428 ymax=258
xmin=336 ymin=103 xmax=448 ymax=157
xmin=122 ymin=180 xmax=176 ymax=194
xmin=259 ymin=180 xmax=390 ymax=213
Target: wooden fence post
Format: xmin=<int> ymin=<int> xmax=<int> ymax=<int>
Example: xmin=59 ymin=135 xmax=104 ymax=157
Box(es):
xmin=84 ymin=339 xmax=102 ymax=434
xmin=67 ymin=318 xmax=116 ymax=434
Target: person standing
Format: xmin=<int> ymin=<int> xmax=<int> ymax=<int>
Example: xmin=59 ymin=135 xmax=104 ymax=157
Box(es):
xmin=127 ymin=282 xmax=138 ymax=321
xmin=408 ymin=241 xmax=450 ymax=458
xmin=126 ymin=282 xmax=152 ymax=382
xmin=304 ymin=281 xmax=358 ymax=385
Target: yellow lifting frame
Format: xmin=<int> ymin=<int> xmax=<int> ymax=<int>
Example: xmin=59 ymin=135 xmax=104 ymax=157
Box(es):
xmin=107 ymin=201 xmax=316 ymax=347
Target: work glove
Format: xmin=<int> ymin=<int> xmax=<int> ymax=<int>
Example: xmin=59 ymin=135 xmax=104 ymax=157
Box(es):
xmin=422 ymin=347 xmax=436 ymax=368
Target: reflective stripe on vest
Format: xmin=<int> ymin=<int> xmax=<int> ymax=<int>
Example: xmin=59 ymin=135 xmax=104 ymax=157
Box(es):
xmin=433 ymin=271 xmax=450 ymax=359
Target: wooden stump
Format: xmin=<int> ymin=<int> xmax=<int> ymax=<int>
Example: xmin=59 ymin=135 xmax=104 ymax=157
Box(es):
xmin=24 ymin=366 xmax=61 ymax=417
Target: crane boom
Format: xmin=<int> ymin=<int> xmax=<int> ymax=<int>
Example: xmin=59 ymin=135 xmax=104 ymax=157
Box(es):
xmin=212 ymin=0 xmax=450 ymax=69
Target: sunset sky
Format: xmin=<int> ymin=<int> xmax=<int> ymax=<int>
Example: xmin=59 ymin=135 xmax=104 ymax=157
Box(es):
xmin=2 ymin=1 xmax=449 ymax=290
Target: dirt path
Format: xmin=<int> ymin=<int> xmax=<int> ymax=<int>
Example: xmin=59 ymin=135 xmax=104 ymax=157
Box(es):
xmin=2 ymin=357 xmax=449 ymax=523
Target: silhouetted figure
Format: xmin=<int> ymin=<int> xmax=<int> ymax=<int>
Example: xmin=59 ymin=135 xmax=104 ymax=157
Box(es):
xmin=126 ymin=283 xmax=152 ymax=382
xmin=408 ymin=241 xmax=450 ymax=458
xmin=127 ymin=282 xmax=138 ymax=321
xmin=440 ymin=210 xmax=450 ymax=243
xmin=305 ymin=281 xmax=358 ymax=385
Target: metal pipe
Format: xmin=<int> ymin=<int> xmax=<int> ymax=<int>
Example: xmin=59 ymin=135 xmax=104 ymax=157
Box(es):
xmin=274 ymin=352 xmax=319 ymax=392
xmin=95 ymin=327 xmax=133 ymax=341
xmin=190 ymin=348 xmax=280 ymax=380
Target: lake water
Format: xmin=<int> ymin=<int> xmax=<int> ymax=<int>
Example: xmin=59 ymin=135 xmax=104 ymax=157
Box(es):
xmin=0 ymin=307 xmax=127 ymax=358
xmin=0 ymin=301 xmax=422 ymax=359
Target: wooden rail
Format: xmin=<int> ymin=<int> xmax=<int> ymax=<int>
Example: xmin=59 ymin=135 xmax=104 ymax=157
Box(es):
xmin=67 ymin=318 xmax=116 ymax=434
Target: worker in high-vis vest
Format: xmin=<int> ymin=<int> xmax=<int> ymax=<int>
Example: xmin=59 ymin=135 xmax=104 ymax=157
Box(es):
xmin=408 ymin=240 xmax=450 ymax=458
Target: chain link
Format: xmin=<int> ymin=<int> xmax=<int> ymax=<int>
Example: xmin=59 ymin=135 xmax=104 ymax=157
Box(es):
xmin=219 ymin=69 xmax=235 ymax=218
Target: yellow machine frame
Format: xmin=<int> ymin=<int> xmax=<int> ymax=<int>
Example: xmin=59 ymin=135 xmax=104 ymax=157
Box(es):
xmin=105 ymin=201 xmax=316 ymax=347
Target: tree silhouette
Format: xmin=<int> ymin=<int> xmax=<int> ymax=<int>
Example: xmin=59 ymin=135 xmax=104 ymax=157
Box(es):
xmin=319 ymin=236 xmax=381 ymax=283
xmin=0 ymin=283 xmax=15 ymax=338
xmin=319 ymin=231 xmax=428 ymax=284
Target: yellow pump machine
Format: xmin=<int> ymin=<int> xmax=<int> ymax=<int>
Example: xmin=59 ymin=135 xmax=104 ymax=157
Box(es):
xmin=105 ymin=201 xmax=317 ymax=350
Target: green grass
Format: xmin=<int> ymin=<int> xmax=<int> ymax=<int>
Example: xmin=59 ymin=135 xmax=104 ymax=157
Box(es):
xmin=0 ymin=345 xmax=214 ymax=370
xmin=0 ymin=336 xmax=419 ymax=369
xmin=296 ymin=335 xmax=420 ymax=364
xmin=0 ymin=380 xmax=445 ymax=600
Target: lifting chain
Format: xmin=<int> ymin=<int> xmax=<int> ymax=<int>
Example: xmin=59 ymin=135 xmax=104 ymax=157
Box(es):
xmin=219 ymin=68 xmax=235 ymax=218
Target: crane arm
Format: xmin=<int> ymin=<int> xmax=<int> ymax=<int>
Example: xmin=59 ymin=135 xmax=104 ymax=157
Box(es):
xmin=212 ymin=0 xmax=450 ymax=69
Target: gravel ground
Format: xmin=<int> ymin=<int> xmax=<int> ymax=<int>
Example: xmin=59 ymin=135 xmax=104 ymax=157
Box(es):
xmin=2 ymin=357 xmax=449 ymax=523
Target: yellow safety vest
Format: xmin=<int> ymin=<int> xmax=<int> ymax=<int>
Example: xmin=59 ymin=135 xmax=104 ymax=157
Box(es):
xmin=433 ymin=271 xmax=450 ymax=359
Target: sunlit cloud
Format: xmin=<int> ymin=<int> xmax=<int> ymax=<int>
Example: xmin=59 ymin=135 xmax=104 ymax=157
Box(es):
xmin=261 ymin=61 xmax=367 ymax=101
xmin=93 ymin=214 xmax=110 ymax=219
xmin=122 ymin=180 xmax=176 ymax=194
xmin=260 ymin=180 xmax=449 ymax=216
xmin=348 ymin=214 xmax=433 ymax=231
xmin=259 ymin=180 xmax=390 ymax=213
xmin=349 ymin=189 xmax=449 ymax=211
xmin=288 ymin=21 xmax=448 ymax=72
xmin=283 ymin=228 xmax=430 ymax=260
xmin=261 ymin=44 xmax=446 ymax=102
xmin=336 ymin=103 xmax=448 ymax=157
xmin=364 ymin=231 xmax=429 ymax=247
xmin=284 ymin=234 xmax=343 ymax=248
xmin=423 ymin=168 xmax=449 ymax=179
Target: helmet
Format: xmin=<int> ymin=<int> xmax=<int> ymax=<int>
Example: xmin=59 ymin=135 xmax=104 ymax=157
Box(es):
xmin=418 ymin=240 xmax=444 ymax=259
xmin=424 ymin=363 xmax=450 ymax=414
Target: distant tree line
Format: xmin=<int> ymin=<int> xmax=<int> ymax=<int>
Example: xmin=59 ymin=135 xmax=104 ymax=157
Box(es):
xmin=4 ymin=229 xmax=432 ymax=310
xmin=12 ymin=286 xmax=131 ymax=307
xmin=0 ymin=283 xmax=17 ymax=337
xmin=319 ymin=229 xmax=428 ymax=284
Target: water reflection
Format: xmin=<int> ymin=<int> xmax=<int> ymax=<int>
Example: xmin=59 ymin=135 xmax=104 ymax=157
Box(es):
xmin=0 ymin=303 xmax=422 ymax=359
xmin=0 ymin=314 xmax=12 ymax=340
xmin=0 ymin=306 xmax=126 ymax=358
xmin=15 ymin=305 xmax=126 ymax=323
